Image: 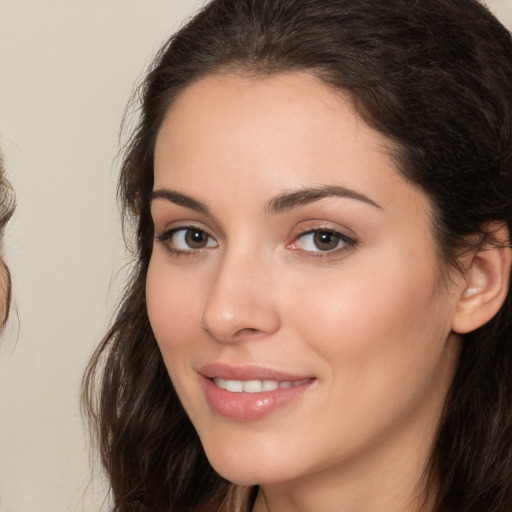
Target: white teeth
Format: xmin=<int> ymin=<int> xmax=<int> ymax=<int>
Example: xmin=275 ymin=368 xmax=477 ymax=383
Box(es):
xmin=213 ymin=378 xmax=311 ymax=393
xmin=225 ymin=380 xmax=243 ymax=392
xmin=262 ymin=380 xmax=279 ymax=391
xmin=242 ymin=380 xmax=263 ymax=393
xmin=215 ymin=378 xmax=226 ymax=389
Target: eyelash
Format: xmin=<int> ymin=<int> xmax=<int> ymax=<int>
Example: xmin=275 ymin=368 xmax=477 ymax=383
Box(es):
xmin=156 ymin=226 xmax=218 ymax=257
xmin=155 ymin=226 xmax=357 ymax=259
xmin=288 ymin=227 xmax=357 ymax=258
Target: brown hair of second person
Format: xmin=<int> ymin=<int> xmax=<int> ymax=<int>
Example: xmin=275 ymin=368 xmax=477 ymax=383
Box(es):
xmin=0 ymin=151 xmax=14 ymax=327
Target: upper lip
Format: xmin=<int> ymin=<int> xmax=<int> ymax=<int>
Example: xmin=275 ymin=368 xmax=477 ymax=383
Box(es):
xmin=199 ymin=363 xmax=313 ymax=381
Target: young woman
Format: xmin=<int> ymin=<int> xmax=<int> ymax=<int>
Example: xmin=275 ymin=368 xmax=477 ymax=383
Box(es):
xmin=83 ymin=1 xmax=512 ymax=511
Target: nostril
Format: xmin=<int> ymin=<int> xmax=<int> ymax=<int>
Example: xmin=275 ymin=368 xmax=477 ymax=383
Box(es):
xmin=239 ymin=327 xmax=259 ymax=334
xmin=232 ymin=327 xmax=266 ymax=340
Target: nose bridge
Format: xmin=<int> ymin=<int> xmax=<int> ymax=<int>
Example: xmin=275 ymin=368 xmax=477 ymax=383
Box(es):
xmin=201 ymin=244 xmax=280 ymax=342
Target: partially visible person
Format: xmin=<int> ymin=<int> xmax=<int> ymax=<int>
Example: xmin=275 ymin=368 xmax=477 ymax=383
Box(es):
xmin=0 ymin=150 xmax=15 ymax=327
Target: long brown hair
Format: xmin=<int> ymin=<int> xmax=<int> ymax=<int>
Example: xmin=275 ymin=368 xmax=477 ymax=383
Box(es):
xmin=83 ymin=1 xmax=512 ymax=510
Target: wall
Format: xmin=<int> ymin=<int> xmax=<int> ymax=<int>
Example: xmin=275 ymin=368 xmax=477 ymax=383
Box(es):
xmin=0 ymin=1 xmax=510 ymax=511
xmin=0 ymin=2 xmax=204 ymax=511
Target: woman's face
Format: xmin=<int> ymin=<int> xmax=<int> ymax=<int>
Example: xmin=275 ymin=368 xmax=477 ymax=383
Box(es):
xmin=147 ymin=73 xmax=462 ymax=489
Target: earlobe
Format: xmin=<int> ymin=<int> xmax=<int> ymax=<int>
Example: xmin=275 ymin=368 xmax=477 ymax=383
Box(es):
xmin=451 ymin=223 xmax=511 ymax=334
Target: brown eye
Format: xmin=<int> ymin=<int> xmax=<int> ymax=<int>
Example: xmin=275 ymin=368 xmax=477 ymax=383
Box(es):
xmin=289 ymin=228 xmax=356 ymax=255
xmin=313 ymin=230 xmax=341 ymax=251
xmin=160 ymin=227 xmax=218 ymax=252
xmin=184 ymin=228 xmax=210 ymax=249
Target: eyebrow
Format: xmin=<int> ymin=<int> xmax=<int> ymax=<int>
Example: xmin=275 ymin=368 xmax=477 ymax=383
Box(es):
xmin=150 ymin=184 xmax=381 ymax=216
xmin=151 ymin=189 xmax=210 ymax=214
xmin=266 ymin=185 xmax=381 ymax=214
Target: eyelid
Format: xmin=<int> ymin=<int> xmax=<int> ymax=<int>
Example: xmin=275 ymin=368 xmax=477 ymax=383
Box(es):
xmin=155 ymin=223 xmax=219 ymax=256
xmin=156 ymin=226 xmax=217 ymax=244
xmin=286 ymin=223 xmax=358 ymax=258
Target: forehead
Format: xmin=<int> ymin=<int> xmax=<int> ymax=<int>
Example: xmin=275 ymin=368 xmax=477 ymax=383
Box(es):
xmin=153 ymin=72 xmax=426 ymax=216
xmin=156 ymin=72 xmax=377 ymax=155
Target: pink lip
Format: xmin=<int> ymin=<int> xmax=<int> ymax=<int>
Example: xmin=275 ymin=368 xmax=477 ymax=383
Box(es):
xmin=199 ymin=363 xmax=315 ymax=422
xmin=199 ymin=363 xmax=311 ymax=381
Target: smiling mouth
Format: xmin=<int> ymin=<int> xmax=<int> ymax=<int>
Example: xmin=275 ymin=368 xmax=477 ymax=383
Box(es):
xmin=202 ymin=369 xmax=315 ymax=420
xmin=212 ymin=377 xmax=314 ymax=393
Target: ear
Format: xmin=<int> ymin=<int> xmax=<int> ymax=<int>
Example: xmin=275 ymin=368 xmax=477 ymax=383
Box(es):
xmin=451 ymin=222 xmax=511 ymax=334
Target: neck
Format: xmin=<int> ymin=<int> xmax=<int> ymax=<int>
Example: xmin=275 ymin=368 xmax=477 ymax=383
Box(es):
xmin=250 ymin=396 xmax=443 ymax=512
xmin=252 ymin=446 xmax=435 ymax=512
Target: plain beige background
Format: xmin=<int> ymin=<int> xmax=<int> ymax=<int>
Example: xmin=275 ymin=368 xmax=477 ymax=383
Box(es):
xmin=0 ymin=1 xmax=511 ymax=511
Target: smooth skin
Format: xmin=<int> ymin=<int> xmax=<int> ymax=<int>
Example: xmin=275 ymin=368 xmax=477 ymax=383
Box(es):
xmin=146 ymin=73 xmax=510 ymax=512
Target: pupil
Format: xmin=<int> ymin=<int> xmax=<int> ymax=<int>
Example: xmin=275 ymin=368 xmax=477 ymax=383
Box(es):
xmin=314 ymin=231 xmax=338 ymax=251
xmin=186 ymin=229 xmax=206 ymax=248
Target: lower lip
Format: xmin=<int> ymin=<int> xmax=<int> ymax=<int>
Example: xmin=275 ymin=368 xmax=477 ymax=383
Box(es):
xmin=202 ymin=377 xmax=313 ymax=421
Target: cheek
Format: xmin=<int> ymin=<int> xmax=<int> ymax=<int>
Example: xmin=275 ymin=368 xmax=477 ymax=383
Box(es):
xmin=284 ymin=250 xmax=451 ymax=380
xmin=279 ymin=258 xmax=455 ymax=452
xmin=146 ymin=258 xmax=204 ymax=355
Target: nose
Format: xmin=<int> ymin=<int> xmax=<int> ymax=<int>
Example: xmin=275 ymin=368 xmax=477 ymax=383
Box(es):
xmin=201 ymin=251 xmax=281 ymax=343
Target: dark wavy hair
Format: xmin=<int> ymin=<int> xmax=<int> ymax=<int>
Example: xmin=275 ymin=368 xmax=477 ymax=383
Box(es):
xmin=0 ymin=151 xmax=15 ymax=326
xmin=82 ymin=0 xmax=512 ymax=510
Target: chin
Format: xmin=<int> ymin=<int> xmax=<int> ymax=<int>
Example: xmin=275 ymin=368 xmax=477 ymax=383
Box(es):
xmin=202 ymin=443 xmax=294 ymax=486
xmin=211 ymin=464 xmax=285 ymax=487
